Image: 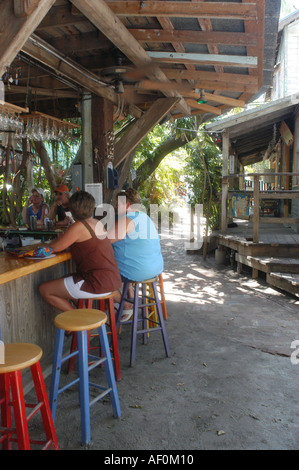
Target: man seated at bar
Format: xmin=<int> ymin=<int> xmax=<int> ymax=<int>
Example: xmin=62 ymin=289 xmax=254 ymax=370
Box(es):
xmin=21 ymin=188 xmax=49 ymax=228
xmin=48 ymin=184 xmax=72 ymax=227
xmin=107 ymin=188 xmax=164 ymax=321
xmin=39 ymin=190 xmax=121 ymax=312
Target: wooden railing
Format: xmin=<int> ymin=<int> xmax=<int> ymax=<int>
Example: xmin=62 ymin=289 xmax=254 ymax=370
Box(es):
xmin=223 ymin=172 xmax=299 ymax=243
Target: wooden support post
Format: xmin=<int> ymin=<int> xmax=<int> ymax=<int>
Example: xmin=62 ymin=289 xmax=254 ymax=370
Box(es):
xmin=114 ymin=97 xmax=179 ymax=168
xmin=91 ymin=95 xmax=114 ymax=202
xmin=81 ymin=92 xmax=93 ymax=186
xmin=253 ymin=174 xmax=260 ymax=243
xmin=285 ymin=145 xmax=290 ymax=217
xmin=239 ymin=163 xmax=244 ymax=190
xmin=252 ymin=268 xmax=259 ymax=279
xmin=221 ymin=130 xmax=229 ymax=233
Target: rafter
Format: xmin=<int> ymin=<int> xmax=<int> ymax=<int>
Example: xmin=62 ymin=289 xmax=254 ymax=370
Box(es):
xmin=186 ymin=99 xmax=222 ymax=115
xmin=22 ymin=35 xmax=117 ymax=102
xmin=161 ymin=69 xmax=259 ymax=85
xmin=69 ymin=0 xmax=190 ymax=115
xmin=129 ymin=29 xmax=258 ymax=47
xmin=0 ymin=0 xmax=56 ymax=77
xmin=106 ymin=1 xmax=258 ymax=20
xmin=147 ymin=52 xmax=258 ymax=68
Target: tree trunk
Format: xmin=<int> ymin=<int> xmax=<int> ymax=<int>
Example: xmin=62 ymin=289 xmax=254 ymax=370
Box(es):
xmin=34 ymin=141 xmax=57 ymax=190
xmin=133 ymin=133 xmax=192 ymax=189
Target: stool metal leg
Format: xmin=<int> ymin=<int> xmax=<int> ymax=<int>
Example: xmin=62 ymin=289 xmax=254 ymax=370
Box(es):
xmin=77 ymin=330 xmax=91 ymax=446
xmin=49 ymin=328 xmax=65 ymax=422
xmin=97 ymin=324 xmax=121 ymax=418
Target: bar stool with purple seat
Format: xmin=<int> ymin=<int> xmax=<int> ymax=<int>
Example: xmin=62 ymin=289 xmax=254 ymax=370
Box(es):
xmin=116 ymin=277 xmax=170 ymax=366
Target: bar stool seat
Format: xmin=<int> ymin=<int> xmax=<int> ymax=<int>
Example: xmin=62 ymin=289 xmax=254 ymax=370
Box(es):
xmin=0 ymin=343 xmax=59 ymax=450
xmin=68 ymin=291 xmax=121 ymax=380
xmin=49 ymin=308 xmax=121 ymax=446
xmin=116 ymin=277 xmax=170 ymax=366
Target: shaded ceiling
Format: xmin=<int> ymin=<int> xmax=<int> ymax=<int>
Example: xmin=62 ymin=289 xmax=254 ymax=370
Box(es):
xmin=0 ymin=0 xmax=281 ymax=122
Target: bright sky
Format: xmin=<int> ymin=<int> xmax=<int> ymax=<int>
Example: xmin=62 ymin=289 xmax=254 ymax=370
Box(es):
xmin=281 ymin=0 xmax=299 ymax=18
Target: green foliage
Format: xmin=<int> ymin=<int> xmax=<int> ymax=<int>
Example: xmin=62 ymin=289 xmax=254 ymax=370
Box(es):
xmin=184 ymin=131 xmax=222 ymax=230
xmin=132 ymin=122 xmax=189 ymax=207
xmin=139 ymin=150 xmax=188 ymax=208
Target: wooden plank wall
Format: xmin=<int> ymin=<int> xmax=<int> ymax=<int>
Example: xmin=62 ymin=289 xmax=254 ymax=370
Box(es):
xmin=0 ymin=259 xmax=73 ymax=359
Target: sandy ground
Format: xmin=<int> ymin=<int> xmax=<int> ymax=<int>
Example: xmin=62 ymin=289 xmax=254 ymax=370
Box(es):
xmin=25 ymin=230 xmax=299 ymax=453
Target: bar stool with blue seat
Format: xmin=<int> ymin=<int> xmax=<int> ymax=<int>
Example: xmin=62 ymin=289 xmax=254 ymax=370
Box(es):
xmin=49 ymin=308 xmax=121 ymax=446
xmin=0 ymin=342 xmax=59 ymax=450
xmin=116 ymin=277 xmax=170 ymax=366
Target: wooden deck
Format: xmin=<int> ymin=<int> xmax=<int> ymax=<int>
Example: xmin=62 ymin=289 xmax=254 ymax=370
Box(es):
xmin=214 ymin=219 xmax=299 ymax=297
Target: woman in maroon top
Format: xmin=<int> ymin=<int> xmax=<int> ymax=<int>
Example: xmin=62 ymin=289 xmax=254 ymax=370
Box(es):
xmin=39 ymin=190 xmax=121 ymax=312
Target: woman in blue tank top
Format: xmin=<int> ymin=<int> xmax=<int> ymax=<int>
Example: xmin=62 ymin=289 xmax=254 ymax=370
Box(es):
xmin=107 ymin=188 xmax=164 ymax=319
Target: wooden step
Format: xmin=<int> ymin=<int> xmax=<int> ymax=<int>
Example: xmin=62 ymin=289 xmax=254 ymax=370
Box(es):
xmin=267 ymin=272 xmax=299 ymax=297
xmin=236 ymin=253 xmax=299 ymax=274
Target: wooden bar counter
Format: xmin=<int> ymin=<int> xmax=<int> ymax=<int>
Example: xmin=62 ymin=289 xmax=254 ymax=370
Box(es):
xmin=0 ymin=250 xmax=73 ymax=359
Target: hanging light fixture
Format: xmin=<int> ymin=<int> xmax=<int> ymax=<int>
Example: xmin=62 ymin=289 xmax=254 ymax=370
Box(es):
xmin=197 ymin=89 xmax=207 ymax=104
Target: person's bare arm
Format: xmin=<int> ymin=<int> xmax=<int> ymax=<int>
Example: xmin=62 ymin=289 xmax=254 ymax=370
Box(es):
xmin=48 ymin=222 xmax=81 ymax=252
xmin=107 ymin=216 xmax=135 ymax=243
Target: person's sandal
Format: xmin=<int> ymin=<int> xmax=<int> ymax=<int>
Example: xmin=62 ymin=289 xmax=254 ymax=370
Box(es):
xmin=121 ymin=309 xmax=133 ymax=322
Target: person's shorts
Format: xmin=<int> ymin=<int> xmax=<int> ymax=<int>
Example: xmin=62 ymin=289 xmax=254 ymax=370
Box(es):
xmin=64 ymin=276 xmax=112 ymax=299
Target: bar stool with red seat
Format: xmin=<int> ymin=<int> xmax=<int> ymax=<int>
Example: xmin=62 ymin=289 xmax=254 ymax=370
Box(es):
xmin=67 ymin=291 xmax=121 ymax=380
xmin=116 ymin=277 xmax=170 ymax=366
xmin=0 ymin=342 xmax=59 ymax=450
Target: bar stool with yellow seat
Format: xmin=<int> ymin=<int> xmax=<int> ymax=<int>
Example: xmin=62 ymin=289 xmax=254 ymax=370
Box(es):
xmin=67 ymin=291 xmax=121 ymax=380
xmin=49 ymin=309 xmax=121 ymax=446
xmin=0 ymin=343 xmax=59 ymax=450
xmin=116 ymin=277 xmax=170 ymax=366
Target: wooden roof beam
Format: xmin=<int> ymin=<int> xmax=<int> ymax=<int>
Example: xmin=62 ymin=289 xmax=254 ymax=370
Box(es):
xmin=69 ymin=0 xmax=190 ymax=116
xmin=186 ymin=99 xmax=222 ymax=116
xmin=5 ymin=85 xmax=79 ymax=99
xmin=114 ymin=97 xmax=180 ymax=167
xmin=162 ymin=69 xmax=259 ymax=85
xmin=135 ymin=80 xmax=245 ymax=107
xmin=106 ymin=1 xmax=258 ymax=20
xmin=147 ymin=52 xmax=258 ymax=68
xmin=22 ymin=35 xmax=117 ymax=103
xmin=0 ymin=0 xmax=56 ymax=77
xmin=239 ymin=0 xmax=264 ymax=101
xmin=128 ymin=29 xmax=258 ymax=47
